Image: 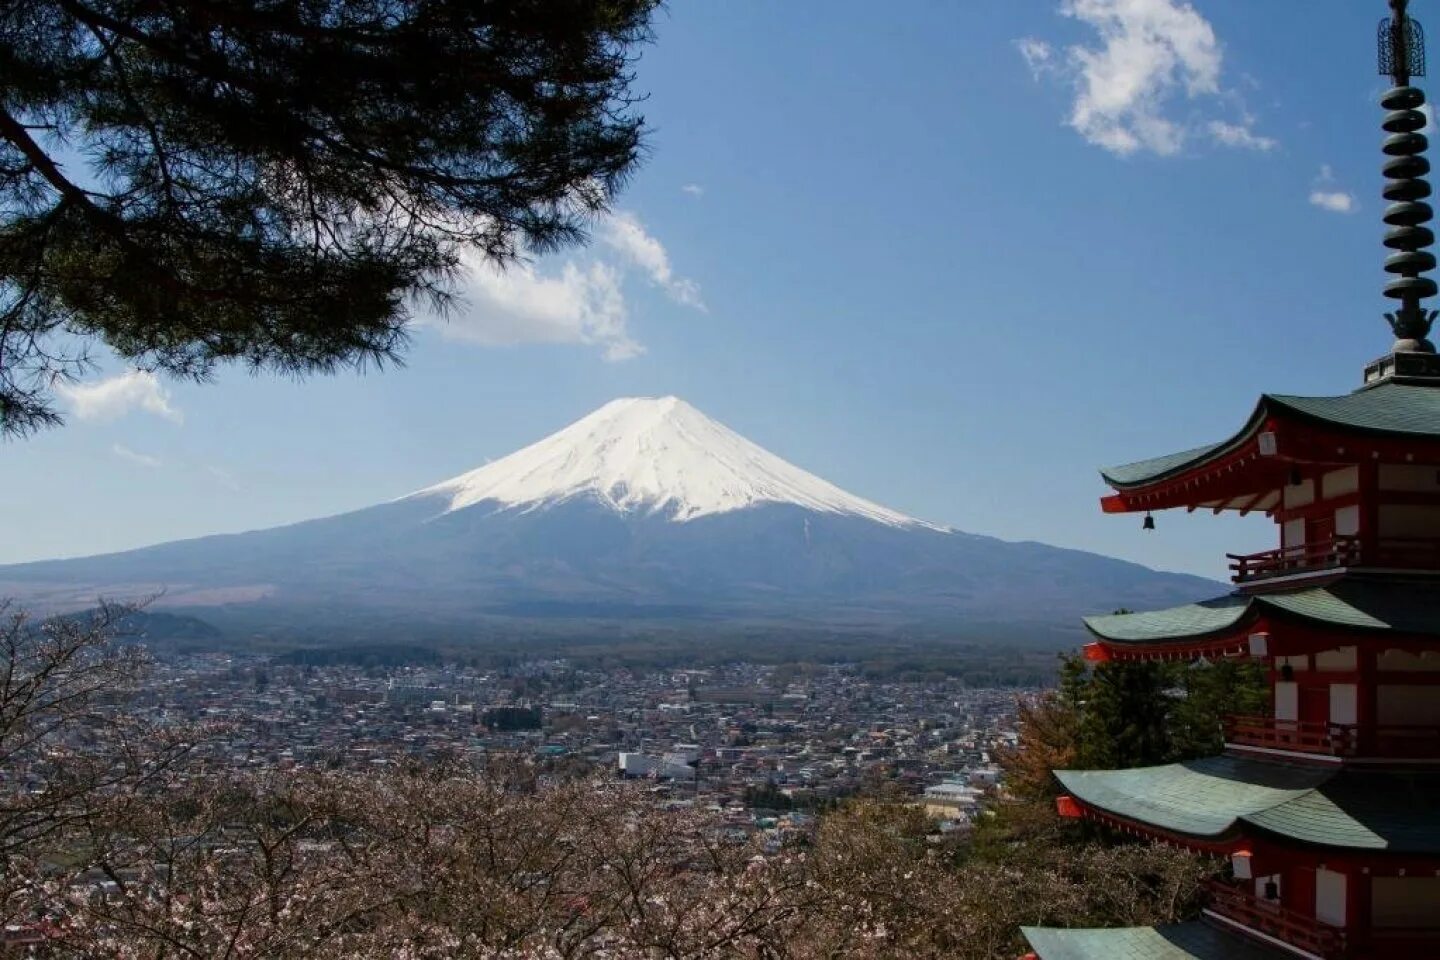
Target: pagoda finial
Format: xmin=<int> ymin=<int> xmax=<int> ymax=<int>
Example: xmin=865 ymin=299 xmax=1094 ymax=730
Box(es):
xmin=1379 ymin=0 xmax=1438 ymax=353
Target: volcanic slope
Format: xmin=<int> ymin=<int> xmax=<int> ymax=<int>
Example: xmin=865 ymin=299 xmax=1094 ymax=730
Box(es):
xmin=0 ymin=397 xmax=1218 ymax=640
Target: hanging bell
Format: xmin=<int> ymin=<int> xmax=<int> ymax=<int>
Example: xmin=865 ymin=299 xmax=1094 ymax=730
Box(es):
xmin=1142 ymin=512 xmax=1156 ymax=531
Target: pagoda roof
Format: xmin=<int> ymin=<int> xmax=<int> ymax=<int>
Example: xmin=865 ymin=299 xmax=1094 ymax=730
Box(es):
xmin=1094 ymin=379 xmax=1434 ymax=503
xmin=1056 ymin=757 xmax=1440 ymax=853
xmin=1084 ymin=578 xmax=1440 ymax=646
xmin=1022 ymin=922 xmax=1288 ymax=960
xmin=1084 ymin=596 xmax=1249 ymax=644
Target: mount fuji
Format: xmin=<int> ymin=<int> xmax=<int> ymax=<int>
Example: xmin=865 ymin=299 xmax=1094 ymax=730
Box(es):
xmin=0 ymin=397 xmax=1217 ymax=643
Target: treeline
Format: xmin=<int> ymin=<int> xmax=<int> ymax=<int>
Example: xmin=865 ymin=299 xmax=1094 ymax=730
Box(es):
xmin=273 ymin=644 xmax=442 ymax=668
xmin=256 ymin=634 xmax=1066 ymax=685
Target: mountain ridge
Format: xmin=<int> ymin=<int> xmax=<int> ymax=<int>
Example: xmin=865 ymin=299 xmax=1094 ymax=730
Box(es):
xmin=0 ymin=397 xmax=1219 ymax=642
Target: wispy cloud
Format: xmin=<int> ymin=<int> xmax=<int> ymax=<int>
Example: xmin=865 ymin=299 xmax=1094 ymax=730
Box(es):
xmin=1208 ymin=119 xmax=1276 ymax=152
xmin=1309 ymin=165 xmax=1357 ymax=214
xmin=680 ymin=183 xmax=705 ymax=197
xmin=427 ymin=210 xmax=701 ymax=361
xmin=1019 ymin=0 xmax=1273 ymax=157
xmin=55 ymin=370 xmax=182 ymax=424
xmin=112 ymin=443 xmax=161 ymax=468
xmin=1017 ymin=37 xmax=1055 ymax=79
xmin=599 ymin=211 xmax=705 ymax=310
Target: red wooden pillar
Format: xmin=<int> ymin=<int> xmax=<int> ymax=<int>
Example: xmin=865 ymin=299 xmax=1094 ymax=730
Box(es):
xmin=1347 ymin=866 xmax=1372 ymax=953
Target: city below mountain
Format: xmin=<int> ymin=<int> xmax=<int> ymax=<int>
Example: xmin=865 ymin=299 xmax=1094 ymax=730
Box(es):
xmin=0 ymin=397 xmax=1217 ymax=644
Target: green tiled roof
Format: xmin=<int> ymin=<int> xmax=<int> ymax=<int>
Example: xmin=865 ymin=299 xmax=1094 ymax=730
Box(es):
xmin=1100 ymin=443 xmax=1226 ymax=488
xmin=1084 ymin=579 xmax=1440 ymax=644
xmin=1269 ymin=383 xmax=1440 ymax=435
xmin=1262 ymin=578 xmax=1440 ymax=633
xmin=1099 ymin=382 xmax=1440 ymax=490
xmin=1244 ymin=771 xmax=1440 ymax=853
xmin=1057 ymin=759 xmax=1440 ymax=852
xmin=1022 ymin=922 xmax=1288 ymax=960
xmin=1084 ymin=596 xmax=1250 ymax=643
xmin=1055 ymin=756 xmax=1328 ymax=838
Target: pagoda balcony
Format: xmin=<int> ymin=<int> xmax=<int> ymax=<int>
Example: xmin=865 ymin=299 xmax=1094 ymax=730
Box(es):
xmin=1203 ymin=880 xmax=1346 ymax=958
xmin=1224 ymin=716 xmax=1359 ymax=758
xmin=1227 ymin=535 xmax=1440 ymax=584
xmin=1225 ymin=715 xmax=1440 ymax=760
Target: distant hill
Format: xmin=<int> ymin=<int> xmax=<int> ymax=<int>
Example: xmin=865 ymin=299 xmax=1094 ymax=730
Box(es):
xmin=0 ymin=397 xmax=1219 ymax=645
xmin=44 ymin=608 xmax=223 ymax=642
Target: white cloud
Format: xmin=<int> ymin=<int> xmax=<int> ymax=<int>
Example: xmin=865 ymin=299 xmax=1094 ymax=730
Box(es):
xmin=112 ymin=443 xmax=161 ymax=468
xmin=1022 ymin=0 xmax=1273 ymax=157
xmin=437 ymin=251 xmax=641 ymax=361
xmin=1309 ymin=165 xmax=1357 ymax=214
xmin=1208 ymin=119 xmax=1276 ymax=152
xmin=1421 ymin=102 xmax=1434 ymax=133
xmin=1017 ymin=37 xmax=1055 ymax=78
xmin=598 ymin=211 xmax=705 ymax=310
xmin=425 ymin=210 xmax=701 ymax=361
xmin=680 ymin=183 xmax=705 ymax=197
xmin=1310 ymin=190 xmax=1357 ymax=214
xmin=55 ymin=370 xmax=182 ymax=424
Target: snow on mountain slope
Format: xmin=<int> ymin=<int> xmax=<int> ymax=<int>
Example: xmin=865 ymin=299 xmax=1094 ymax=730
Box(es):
xmin=409 ymin=396 xmax=942 ymax=529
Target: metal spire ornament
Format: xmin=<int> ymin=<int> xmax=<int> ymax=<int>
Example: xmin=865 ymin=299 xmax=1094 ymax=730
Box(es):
xmin=1380 ymin=0 xmax=1438 ymax=353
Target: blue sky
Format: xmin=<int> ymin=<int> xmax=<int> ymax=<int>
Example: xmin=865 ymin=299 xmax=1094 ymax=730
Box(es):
xmin=1 ymin=1 xmax=1414 ymax=579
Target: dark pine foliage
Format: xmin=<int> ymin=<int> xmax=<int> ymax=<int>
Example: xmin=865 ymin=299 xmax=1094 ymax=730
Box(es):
xmin=481 ymin=705 xmax=541 ymax=730
xmin=0 ymin=0 xmax=659 ymax=436
xmin=998 ymin=651 xmax=1269 ymax=800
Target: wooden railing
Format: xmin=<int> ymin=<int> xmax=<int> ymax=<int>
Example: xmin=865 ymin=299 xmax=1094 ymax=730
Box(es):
xmin=1227 ymin=535 xmax=1440 ymax=583
xmin=1224 ymin=716 xmax=1358 ymax=757
xmin=1226 ymin=716 xmax=1440 ymax=760
xmin=1228 ymin=536 xmax=1360 ymax=582
xmin=1204 ymin=880 xmax=1346 ymax=958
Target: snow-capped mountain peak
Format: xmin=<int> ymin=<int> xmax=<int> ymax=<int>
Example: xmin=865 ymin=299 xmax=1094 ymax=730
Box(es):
xmin=409 ymin=396 xmax=938 ymax=528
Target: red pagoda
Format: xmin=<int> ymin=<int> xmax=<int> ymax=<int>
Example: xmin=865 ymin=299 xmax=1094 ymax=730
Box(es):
xmin=1021 ymin=3 xmax=1440 ymax=958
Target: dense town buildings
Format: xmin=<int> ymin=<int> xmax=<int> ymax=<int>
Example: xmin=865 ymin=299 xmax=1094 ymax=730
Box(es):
xmin=116 ymin=653 xmax=1018 ymax=823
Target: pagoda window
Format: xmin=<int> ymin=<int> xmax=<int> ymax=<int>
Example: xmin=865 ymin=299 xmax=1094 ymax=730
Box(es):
xmin=1377 ymin=685 xmax=1440 ymax=725
xmin=1378 ymin=463 xmax=1440 ymax=492
xmin=1315 ymin=868 xmax=1347 ymax=928
xmin=1276 ymin=654 xmax=1310 ymax=672
xmin=1284 ymin=479 xmax=1317 ymax=510
xmin=1328 ymin=683 xmax=1358 ymax=725
xmin=1335 ymin=503 xmax=1361 ymax=537
xmin=1315 ymin=646 xmax=1359 ymax=672
xmin=1321 ymin=466 xmax=1360 ymax=499
xmin=1378 ymin=649 xmax=1440 ymax=671
xmin=1378 ymin=503 xmax=1440 ymax=537
xmin=1274 ymin=680 xmax=1299 ymax=722
xmin=1372 ymin=877 xmax=1440 ymax=929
